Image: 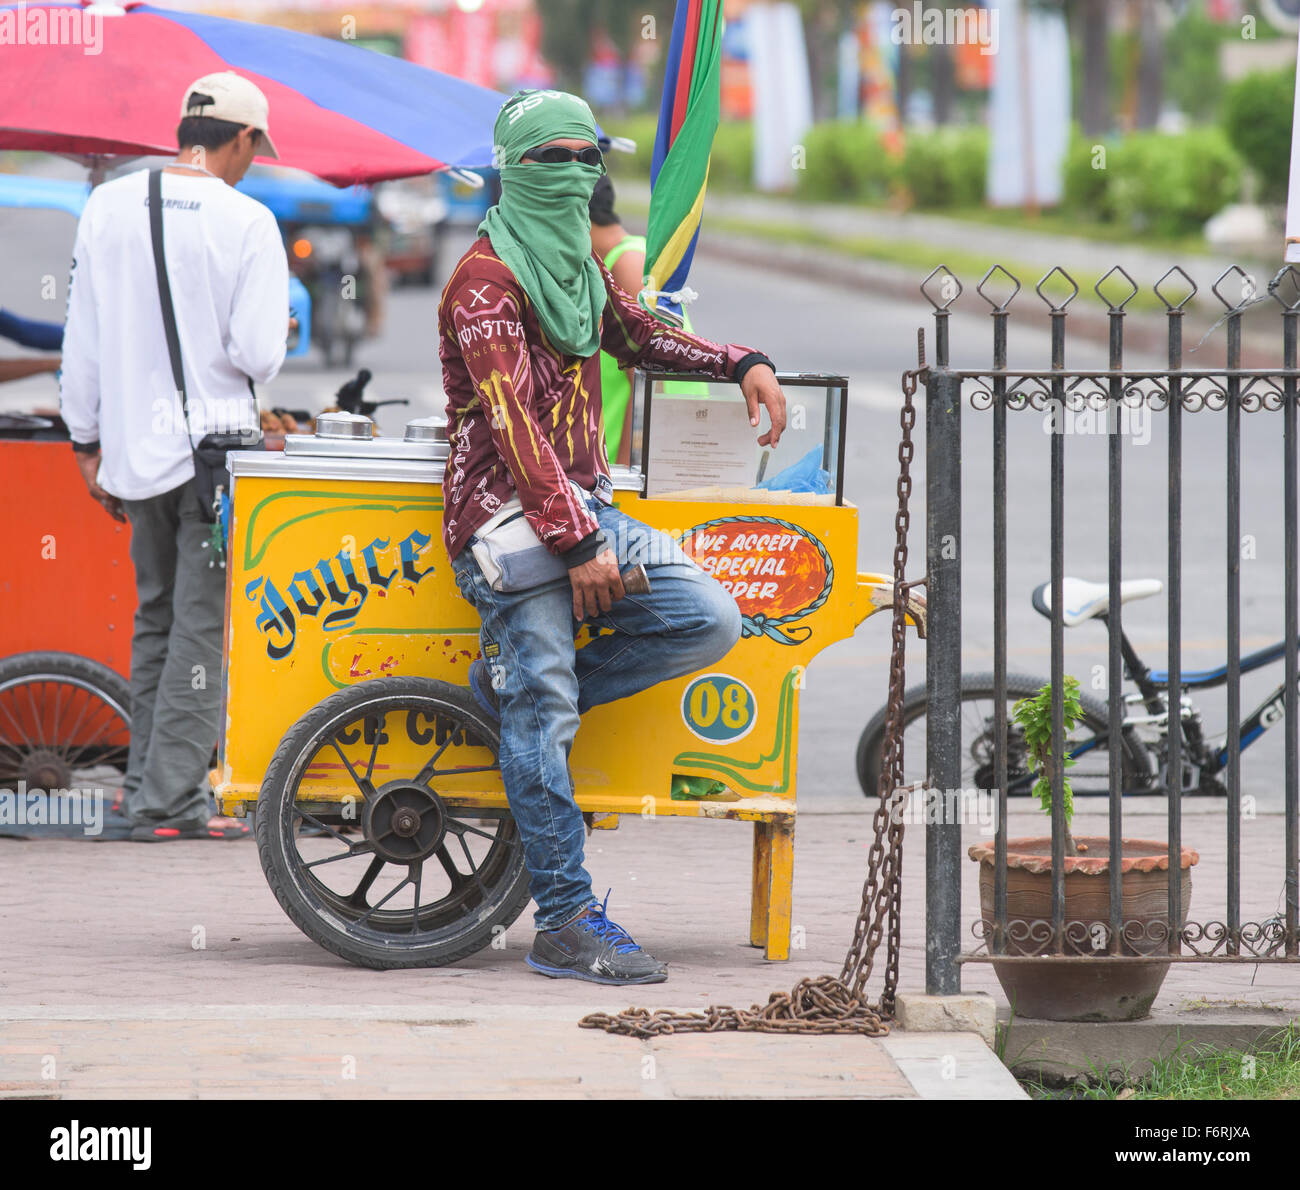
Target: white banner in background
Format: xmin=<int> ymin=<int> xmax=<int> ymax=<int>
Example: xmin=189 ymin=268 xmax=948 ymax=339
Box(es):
xmin=986 ymin=0 xmax=1070 ymax=208
xmin=1284 ymin=29 xmax=1300 ymax=261
xmin=748 ymin=2 xmax=814 ymax=193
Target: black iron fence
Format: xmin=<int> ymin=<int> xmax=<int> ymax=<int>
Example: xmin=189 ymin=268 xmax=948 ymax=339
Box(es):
xmin=917 ymin=263 xmax=1300 ymax=995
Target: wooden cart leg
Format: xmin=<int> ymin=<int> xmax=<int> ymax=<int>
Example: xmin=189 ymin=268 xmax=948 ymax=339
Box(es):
xmin=749 ymin=821 xmax=772 ymax=948
xmin=763 ymin=818 xmax=794 ymax=961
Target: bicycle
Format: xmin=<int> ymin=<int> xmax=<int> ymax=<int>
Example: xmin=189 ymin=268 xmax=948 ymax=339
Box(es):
xmin=857 ymin=575 xmax=1291 ymax=800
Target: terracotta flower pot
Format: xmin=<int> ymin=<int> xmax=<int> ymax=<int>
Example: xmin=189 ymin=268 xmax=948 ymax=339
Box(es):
xmin=967 ymin=836 xmax=1200 ymax=1022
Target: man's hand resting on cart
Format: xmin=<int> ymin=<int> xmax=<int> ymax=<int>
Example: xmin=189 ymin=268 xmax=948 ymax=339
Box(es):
xmin=740 ymin=362 xmax=788 ymax=447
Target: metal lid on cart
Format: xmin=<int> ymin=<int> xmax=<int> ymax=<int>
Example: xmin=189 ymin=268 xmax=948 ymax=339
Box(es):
xmin=403 ymin=416 xmax=448 ymax=444
xmin=314 ymin=411 xmax=374 ymax=440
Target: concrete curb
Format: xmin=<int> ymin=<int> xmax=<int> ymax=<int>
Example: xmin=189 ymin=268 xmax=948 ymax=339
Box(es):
xmin=895 ymin=991 xmax=997 ymax=1048
xmin=999 ymin=1006 xmax=1298 ymax=1086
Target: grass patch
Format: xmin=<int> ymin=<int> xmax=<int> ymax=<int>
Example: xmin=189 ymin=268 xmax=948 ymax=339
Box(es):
xmin=1021 ymin=1023 xmax=1300 ymax=1101
xmin=945 ymin=204 xmax=1216 ymax=259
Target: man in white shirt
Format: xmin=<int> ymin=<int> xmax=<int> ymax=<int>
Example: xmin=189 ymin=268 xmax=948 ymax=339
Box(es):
xmin=60 ymin=72 xmax=290 ymax=840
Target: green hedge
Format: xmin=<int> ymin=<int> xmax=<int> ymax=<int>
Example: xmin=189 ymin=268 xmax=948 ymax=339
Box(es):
xmin=1222 ymin=67 xmax=1295 ymax=204
xmin=709 ymin=120 xmax=754 ymax=189
xmin=1063 ymin=135 xmax=1112 ymax=218
xmin=797 ymin=122 xmax=987 ymax=208
xmin=609 ymin=113 xmax=658 ymax=176
xmin=896 ymin=126 xmax=988 ymax=209
xmin=795 ymin=118 xmax=895 ymax=202
xmin=604 ymin=114 xmax=751 ymax=189
xmin=610 ymin=113 xmax=1242 ymax=239
xmin=1065 ymin=127 xmax=1243 ymax=237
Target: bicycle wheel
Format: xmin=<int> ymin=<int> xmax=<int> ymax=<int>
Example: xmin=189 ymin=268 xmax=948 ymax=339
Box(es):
xmin=856 ymin=671 xmax=1156 ymax=800
xmin=0 ymin=651 xmax=131 ymax=791
xmin=256 ymin=675 xmax=531 ymax=970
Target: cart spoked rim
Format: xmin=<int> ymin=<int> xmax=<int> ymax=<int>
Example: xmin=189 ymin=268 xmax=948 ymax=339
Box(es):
xmin=0 ymin=653 xmax=131 ymax=789
xmin=257 ymin=677 xmax=530 ymax=968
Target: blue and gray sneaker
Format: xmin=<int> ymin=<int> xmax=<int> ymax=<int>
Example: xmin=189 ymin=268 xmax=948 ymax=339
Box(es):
xmin=526 ymin=892 xmax=668 ymax=985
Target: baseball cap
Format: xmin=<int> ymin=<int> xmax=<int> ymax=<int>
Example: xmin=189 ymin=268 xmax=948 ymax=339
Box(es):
xmin=179 ymin=71 xmax=279 ymax=159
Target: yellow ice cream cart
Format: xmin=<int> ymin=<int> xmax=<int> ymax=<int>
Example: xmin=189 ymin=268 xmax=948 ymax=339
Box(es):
xmin=215 ymin=372 xmax=921 ymax=968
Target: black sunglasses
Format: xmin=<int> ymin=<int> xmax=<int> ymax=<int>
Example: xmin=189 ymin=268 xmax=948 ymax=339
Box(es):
xmin=522 ymin=144 xmax=603 ymax=167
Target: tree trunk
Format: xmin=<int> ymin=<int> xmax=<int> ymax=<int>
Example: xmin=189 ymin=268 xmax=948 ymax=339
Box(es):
xmin=1135 ymin=0 xmax=1163 ymax=129
xmin=1079 ymin=0 xmax=1111 ymax=137
xmin=803 ymin=5 xmax=837 ymax=121
xmin=537 ymin=0 xmax=595 ymax=95
xmin=932 ymin=36 xmax=954 ymax=126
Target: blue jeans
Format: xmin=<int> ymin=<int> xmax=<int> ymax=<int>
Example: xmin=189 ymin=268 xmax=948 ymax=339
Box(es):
xmin=450 ymin=494 xmax=742 ymax=931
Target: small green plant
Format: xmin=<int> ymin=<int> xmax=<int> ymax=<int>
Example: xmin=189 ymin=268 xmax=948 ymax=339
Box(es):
xmin=1011 ymin=676 xmax=1083 ymax=856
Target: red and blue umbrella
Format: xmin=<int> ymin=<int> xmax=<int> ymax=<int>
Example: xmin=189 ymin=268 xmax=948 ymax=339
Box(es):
xmin=0 ymin=1 xmax=505 ymax=184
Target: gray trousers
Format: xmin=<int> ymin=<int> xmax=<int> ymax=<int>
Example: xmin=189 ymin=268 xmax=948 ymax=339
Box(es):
xmin=120 ymin=476 xmax=224 ymax=830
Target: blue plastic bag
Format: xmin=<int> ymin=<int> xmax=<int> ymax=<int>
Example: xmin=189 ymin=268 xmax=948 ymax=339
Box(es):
xmin=755 ymin=445 xmax=833 ymax=494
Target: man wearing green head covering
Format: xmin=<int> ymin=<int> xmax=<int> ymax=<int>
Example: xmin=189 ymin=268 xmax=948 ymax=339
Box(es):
xmin=439 ymin=89 xmax=787 ymax=987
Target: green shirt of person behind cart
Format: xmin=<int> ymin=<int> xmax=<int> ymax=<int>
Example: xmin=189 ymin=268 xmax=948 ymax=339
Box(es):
xmin=590 ymin=177 xmax=704 ymax=464
xmin=588 ymin=182 xmax=727 ymax=804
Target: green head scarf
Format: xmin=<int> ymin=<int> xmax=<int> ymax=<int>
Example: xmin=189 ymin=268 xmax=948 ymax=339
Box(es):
xmin=478 ymin=89 xmax=607 ymax=358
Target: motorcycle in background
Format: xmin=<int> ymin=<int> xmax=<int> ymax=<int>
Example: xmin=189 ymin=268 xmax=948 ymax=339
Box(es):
xmin=236 ymin=168 xmax=381 ymax=369
xmin=288 ymin=223 xmax=370 ymax=368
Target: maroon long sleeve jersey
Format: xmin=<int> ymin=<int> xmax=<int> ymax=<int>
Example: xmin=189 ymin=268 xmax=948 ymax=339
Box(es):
xmin=438 ymin=235 xmax=758 ymax=561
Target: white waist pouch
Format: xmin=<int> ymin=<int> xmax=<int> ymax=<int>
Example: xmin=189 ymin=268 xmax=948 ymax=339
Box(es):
xmin=469 ymin=483 xmax=600 ymax=593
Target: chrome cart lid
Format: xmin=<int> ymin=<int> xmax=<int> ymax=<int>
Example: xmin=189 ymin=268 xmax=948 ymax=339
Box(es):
xmin=314 ymin=410 xmax=375 ymax=440
xmin=403 ymin=415 xmax=448 ymax=444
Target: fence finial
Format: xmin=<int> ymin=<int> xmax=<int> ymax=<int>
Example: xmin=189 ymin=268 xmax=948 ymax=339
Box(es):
xmin=920 ymin=265 xmax=962 ymax=312
xmin=1094 ymin=266 xmax=1138 ymax=313
xmin=976 ymin=264 xmax=1021 ymax=313
xmin=1154 ymin=266 xmax=1197 ymax=312
xmin=1034 ymin=266 xmax=1079 ymax=313
xmin=1268 ymin=265 xmax=1300 ymax=312
xmin=1212 ymin=265 xmax=1258 ymax=312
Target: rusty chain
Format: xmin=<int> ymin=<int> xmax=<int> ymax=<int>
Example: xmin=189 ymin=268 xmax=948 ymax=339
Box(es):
xmin=580 ymin=348 xmax=924 ymax=1041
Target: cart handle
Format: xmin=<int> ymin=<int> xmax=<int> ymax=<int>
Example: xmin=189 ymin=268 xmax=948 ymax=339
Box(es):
xmin=855 ymin=572 xmax=927 ymax=639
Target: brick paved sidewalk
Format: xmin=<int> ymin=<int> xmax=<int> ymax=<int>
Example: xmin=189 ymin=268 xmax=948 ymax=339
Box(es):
xmin=1 ymin=801 xmax=1288 ymax=1098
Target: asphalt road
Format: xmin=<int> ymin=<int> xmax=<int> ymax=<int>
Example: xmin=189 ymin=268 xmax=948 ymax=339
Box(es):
xmin=2 ymin=200 xmax=1295 ymax=814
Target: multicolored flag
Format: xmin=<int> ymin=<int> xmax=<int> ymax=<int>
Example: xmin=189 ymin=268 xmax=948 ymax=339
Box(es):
xmin=642 ymin=0 xmax=725 ymax=325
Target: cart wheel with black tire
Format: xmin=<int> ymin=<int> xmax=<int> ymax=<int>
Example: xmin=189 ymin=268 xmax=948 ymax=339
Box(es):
xmin=256 ymin=675 xmax=531 ymax=969
xmin=0 ymin=650 xmax=131 ymax=791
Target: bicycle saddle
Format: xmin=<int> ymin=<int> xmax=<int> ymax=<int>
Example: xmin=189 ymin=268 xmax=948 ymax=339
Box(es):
xmin=1031 ymin=576 xmax=1163 ymax=627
